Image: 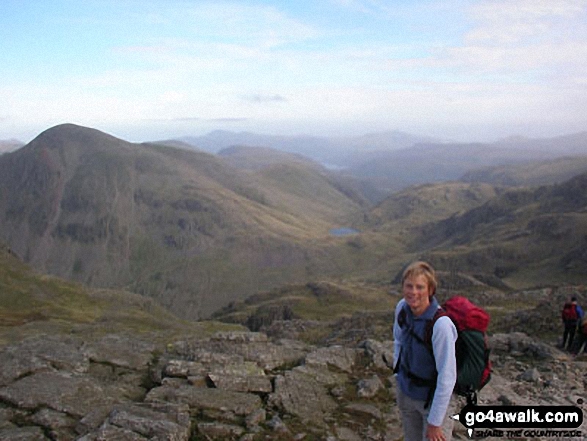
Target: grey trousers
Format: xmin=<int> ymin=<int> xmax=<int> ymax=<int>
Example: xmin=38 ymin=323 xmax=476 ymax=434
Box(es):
xmin=396 ymin=385 xmax=455 ymax=441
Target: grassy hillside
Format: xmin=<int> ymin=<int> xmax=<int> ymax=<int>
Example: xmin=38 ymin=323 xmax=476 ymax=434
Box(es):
xmin=0 ymin=244 xmax=240 ymax=346
xmin=211 ymin=269 xmax=548 ymax=345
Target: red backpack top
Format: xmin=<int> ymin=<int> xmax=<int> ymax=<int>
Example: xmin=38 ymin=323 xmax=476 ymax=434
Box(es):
xmin=562 ymin=303 xmax=578 ymax=322
xmin=443 ymin=296 xmax=490 ymax=333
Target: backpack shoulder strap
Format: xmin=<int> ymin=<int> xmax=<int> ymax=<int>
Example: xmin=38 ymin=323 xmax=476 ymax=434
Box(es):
xmin=398 ymin=306 xmax=407 ymax=329
xmin=424 ymin=307 xmax=448 ymax=347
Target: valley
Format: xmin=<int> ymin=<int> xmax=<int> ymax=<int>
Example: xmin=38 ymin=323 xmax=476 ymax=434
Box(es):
xmin=1 ymin=123 xmax=587 ymax=439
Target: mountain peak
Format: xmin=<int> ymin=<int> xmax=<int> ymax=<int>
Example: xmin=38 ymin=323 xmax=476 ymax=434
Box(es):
xmin=26 ymin=124 xmax=129 ymax=152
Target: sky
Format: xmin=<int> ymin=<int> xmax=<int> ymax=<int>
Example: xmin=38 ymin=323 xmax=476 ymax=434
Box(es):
xmin=1 ymin=0 xmax=587 ymax=143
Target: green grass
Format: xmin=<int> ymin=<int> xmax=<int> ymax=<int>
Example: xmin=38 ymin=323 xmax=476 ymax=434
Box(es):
xmin=214 ymin=280 xmax=398 ymax=330
xmin=0 ymin=246 xmax=245 ymax=346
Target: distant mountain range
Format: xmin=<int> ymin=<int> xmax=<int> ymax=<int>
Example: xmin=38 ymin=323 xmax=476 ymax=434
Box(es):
xmin=167 ymin=130 xmax=587 ymax=194
xmin=0 ymin=139 xmax=24 ymax=154
xmin=343 ymin=132 xmax=587 ymax=193
xmin=1 ymin=123 xmax=586 ymax=319
xmin=165 ymin=129 xmax=440 ymax=167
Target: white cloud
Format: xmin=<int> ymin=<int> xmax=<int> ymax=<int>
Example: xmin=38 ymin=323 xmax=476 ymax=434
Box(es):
xmin=381 ymin=0 xmax=587 ymax=80
xmin=467 ymin=0 xmax=587 ymax=44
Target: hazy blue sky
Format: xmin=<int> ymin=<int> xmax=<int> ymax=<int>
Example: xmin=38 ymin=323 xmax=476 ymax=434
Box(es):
xmin=1 ymin=0 xmax=586 ymax=143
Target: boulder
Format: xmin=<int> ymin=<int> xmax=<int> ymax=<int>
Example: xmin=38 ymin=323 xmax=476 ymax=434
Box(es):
xmin=357 ymin=374 xmax=384 ymax=398
xmin=360 ymin=339 xmax=394 ymax=370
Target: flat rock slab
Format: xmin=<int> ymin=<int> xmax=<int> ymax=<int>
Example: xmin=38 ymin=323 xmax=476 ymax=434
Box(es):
xmin=0 ymin=371 xmax=122 ymax=418
xmin=78 ymin=424 xmax=148 ymax=441
xmin=146 ymin=385 xmax=262 ymax=417
xmin=0 ymin=426 xmax=48 ymax=441
xmin=489 ymin=332 xmax=568 ymax=360
xmin=171 ymin=332 xmax=308 ymax=370
xmin=163 ymin=360 xmax=207 ymax=378
xmin=197 ymin=422 xmax=245 ymax=439
xmin=0 ymin=336 xmax=88 ymax=386
xmin=90 ymin=402 xmax=190 ymax=440
xmin=207 ymin=361 xmax=272 ymax=393
xmin=82 ymin=334 xmax=156 ymax=370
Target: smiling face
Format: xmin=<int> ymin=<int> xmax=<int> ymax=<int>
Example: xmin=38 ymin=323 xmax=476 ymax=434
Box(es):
xmin=402 ymin=274 xmax=432 ymax=316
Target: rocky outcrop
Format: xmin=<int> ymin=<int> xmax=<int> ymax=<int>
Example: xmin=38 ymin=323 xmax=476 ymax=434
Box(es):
xmin=0 ymin=330 xmax=401 ymax=440
xmin=1 ymin=328 xmax=586 ymax=440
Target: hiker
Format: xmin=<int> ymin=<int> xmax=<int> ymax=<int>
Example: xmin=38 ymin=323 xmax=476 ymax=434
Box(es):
xmin=561 ymin=296 xmax=583 ymax=350
xmin=571 ymin=314 xmax=587 ymax=355
xmin=393 ymin=261 xmax=457 ymax=441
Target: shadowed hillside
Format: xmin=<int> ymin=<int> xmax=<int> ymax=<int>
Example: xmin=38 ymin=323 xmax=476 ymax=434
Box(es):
xmin=217 ymin=145 xmax=381 ymax=205
xmin=0 ymin=124 xmax=367 ymax=319
xmin=346 ymin=143 xmax=550 ymax=193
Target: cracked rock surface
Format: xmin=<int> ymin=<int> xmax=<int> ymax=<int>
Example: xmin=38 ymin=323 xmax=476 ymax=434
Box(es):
xmin=0 ymin=328 xmax=586 ymax=440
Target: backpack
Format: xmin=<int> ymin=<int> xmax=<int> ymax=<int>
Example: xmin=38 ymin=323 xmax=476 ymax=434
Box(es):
xmin=562 ymin=303 xmax=578 ymax=322
xmin=397 ymin=296 xmax=492 ymax=405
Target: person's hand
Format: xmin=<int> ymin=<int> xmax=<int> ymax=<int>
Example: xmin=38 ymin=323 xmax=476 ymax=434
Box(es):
xmin=426 ymin=424 xmax=446 ymax=441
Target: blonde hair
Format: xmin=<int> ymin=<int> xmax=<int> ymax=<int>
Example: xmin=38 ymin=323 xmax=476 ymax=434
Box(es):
xmin=401 ymin=261 xmax=437 ymax=298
